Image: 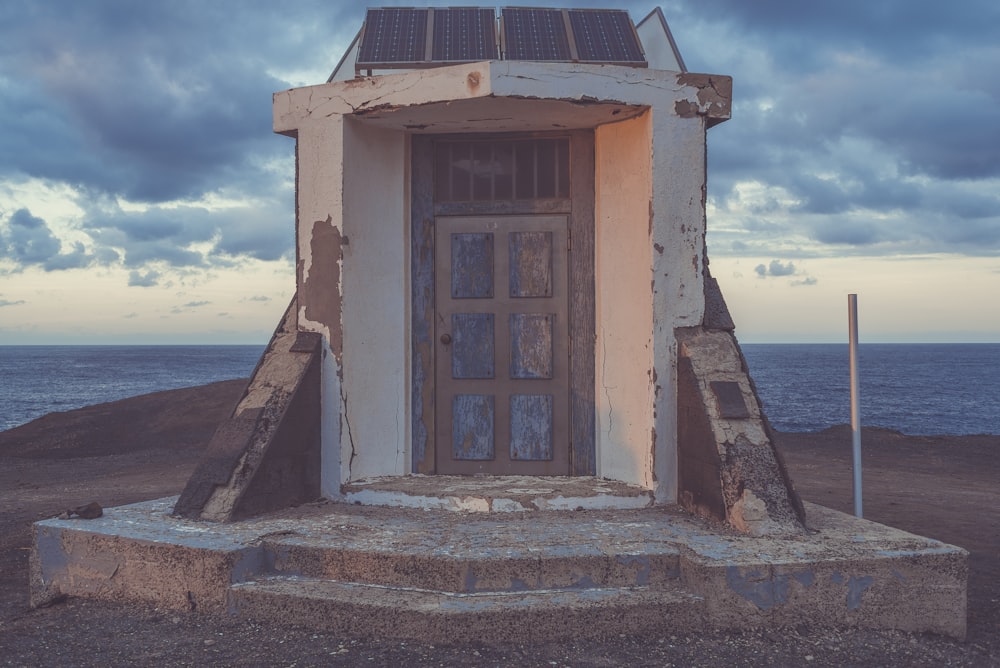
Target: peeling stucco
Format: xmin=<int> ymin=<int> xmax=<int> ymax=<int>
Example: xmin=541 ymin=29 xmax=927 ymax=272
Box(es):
xmin=301 ymin=218 xmax=343 ymax=363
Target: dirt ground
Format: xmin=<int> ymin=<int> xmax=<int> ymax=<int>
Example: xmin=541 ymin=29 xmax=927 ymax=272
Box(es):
xmin=1 ymin=380 xmax=998 ymax=667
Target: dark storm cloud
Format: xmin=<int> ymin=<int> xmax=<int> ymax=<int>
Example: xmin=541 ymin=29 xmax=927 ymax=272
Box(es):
xmin=0 ymin=208 xmax=106 ymax=272
xmin=0 ymin=1 xmax=355 ymax=203
xmin=2 ymin=0 xmax=998 ymax=277
xmin=676 ymin=0 xmax=1000 ymax=258
xmin=80 ymin=195 xmax=293 ymax=270
xmin=679 ymin=0 xmax=1000 ymax=62
xmin=1 ymin=209 xmax=61 ymax=265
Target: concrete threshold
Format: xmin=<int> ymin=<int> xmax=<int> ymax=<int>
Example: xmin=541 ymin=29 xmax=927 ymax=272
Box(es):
xmin=30 ymin=494 xmax=968 ymax=641
xmin=341 ymin=474 xmax=655 ymax=512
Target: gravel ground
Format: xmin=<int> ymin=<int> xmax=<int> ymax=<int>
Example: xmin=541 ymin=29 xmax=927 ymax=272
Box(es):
xmin=1 ymin=381 xmax=998 ymax=666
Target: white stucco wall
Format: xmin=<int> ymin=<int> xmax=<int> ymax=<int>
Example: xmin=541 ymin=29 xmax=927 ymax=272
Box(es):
xmin=649 ymin=112 xmax=709 ymax=502
xmin=341 ymin=118 xmax=410 ymax=482
xmin=276 ymin=61 xmax=727 ymax=494
xmin=594 ymin=113 xmax=655 ymax=488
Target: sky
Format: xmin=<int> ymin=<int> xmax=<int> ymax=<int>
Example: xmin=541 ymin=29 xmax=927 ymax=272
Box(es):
xmin=1 ymin=1 xmax=998 ymax=344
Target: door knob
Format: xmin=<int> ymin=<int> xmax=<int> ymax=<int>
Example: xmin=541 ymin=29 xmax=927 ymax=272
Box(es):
xmin=440 ymin=333 xmax=452 ymax=345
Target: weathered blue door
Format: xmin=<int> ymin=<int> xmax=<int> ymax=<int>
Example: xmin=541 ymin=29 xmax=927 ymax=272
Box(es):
xmin=435 ymin=215 xmax=570 ymax=474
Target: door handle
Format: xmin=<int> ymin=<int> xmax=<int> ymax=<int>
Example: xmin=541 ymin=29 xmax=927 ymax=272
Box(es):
xmin=440 ymin=333 xmax=452 ymax=345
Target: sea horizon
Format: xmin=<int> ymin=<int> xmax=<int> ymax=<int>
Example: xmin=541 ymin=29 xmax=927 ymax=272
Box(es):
xmin=1 ymin=343 xmax=998 ymax=436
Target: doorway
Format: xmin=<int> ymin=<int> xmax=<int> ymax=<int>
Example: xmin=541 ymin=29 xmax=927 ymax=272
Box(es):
xmin=411 ymin=133 xmax=595 ymax=476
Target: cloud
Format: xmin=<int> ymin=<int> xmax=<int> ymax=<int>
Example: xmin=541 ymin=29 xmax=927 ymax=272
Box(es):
xmin=243 ymin=295 xmax=271 ymax=303
xmin=755 ymin=260 xmax=797 ymax=278
xmin=0 ymin=2 xmax=361 ymax=206
xmin=170 ymin=300 xmax=210 ymax=314
xmin=1 ymin=208 xmax=61 ymax=265
xmin=0 ymin=208 xmax=107 ymax=271
xmin=0 ymin=298 xmax=27 ymax=307
xmin=1 ymin=0 xmax=998 ymax=305
xmin=128 ymin=269 xmax=161 ymax=287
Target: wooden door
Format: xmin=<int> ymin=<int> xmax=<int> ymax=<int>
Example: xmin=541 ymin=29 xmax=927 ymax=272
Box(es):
xmin=434 ymin=215 xmax=569 ymax=475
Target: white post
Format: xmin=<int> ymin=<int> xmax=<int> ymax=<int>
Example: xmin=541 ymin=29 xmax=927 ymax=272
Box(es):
xmin=848 ymin=294 xmax=863 ymax=518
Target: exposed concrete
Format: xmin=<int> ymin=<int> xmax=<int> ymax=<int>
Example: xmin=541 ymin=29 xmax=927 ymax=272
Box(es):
xmin=31 ymin=496 xmax=967 ymax=640
xmin=676 ymin=327 xmax=805 ymax=535
xmin=341 ymin=475 xmax=654 ymax=512
xmin=173 ymin=298 xmax=322 ymax=522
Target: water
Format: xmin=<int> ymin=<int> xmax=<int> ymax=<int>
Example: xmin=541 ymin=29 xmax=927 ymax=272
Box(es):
xmin=0 ymin=346 xmax=263 ymax=432
xmin=1 ymin=344 xmax=997 ymax=436
xmin=742 ymin=343 xmax=1000 ymax=435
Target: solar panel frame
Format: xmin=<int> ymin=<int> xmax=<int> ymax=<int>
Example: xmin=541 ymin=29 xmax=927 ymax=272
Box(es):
xmin=355 ymin=6 xmax=647 ymax=74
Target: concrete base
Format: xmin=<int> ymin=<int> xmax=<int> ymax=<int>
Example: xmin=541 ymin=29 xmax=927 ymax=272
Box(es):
xmin=30 ymin=480 xmax=967 ymax=641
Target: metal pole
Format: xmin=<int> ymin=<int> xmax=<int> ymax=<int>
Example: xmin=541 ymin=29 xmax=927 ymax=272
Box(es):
xmin=848 ymin=294 xmax=863 ymax=518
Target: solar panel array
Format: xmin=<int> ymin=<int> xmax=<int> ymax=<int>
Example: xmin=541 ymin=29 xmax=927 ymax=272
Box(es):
xmin=355 ymin=7 xmax=646 ymax=73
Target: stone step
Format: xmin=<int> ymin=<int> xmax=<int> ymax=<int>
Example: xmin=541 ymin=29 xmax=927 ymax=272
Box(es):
xmin=261 ymin=538 xmax=680 ymax=593
xmin=228 ymin=575 xmax=706 ymax=643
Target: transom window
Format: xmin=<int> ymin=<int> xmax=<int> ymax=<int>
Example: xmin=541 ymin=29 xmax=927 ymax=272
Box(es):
xmin=434 ymin=139 xmax=570 ymax=203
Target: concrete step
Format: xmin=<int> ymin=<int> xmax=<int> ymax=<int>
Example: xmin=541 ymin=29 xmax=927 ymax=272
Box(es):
xmin=31 ymin=498 xmax=969 ymax=639
xmin=228 ymin=575 xmax=705 ymax=642
xmin=261 ymin=538 xmax=680 ymax=594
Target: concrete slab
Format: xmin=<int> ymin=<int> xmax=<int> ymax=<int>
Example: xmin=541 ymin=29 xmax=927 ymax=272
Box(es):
xmin=341 ymin=474 xmax=654 ymax=512
xmin=31 ymin=494 xmax=967 ymax=640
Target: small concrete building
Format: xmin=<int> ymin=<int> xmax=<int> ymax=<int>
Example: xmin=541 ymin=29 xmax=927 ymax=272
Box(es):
xmin=172 ymin=5 xmax=804 ymax=533
xmin=32 ymin=7 xmax=968 ymax=641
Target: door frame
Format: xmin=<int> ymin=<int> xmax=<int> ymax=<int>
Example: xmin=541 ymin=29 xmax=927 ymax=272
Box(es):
xmin=410 ymin=131 xmax=596 ymax=475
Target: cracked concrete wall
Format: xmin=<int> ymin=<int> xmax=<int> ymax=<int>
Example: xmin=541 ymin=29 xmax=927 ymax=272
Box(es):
xmin=288 ymin=109 xmax=409 ymax=490
xmin=676 ymin=327 xmax=805 ymax=535
xmin=340 ymin=117 xmax=409 ymax=482
xmin=173 ymin=299 xmax=322 ymax=522
xmin=650 ymin=107 xmax=709 ymax=503
xmin=593 ymin=108 xmax=707 ymax=501
xmin=594 ymin=113 xmax=654 ymax=488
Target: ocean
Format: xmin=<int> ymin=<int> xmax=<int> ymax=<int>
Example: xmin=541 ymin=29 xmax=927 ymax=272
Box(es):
xmin=0 ymin=345 xmax=263 ymax=433
xmin=741 ymin=343 xmax=1000 ymax=436
xmin=0 ymin=343 xmax=997 ymax=436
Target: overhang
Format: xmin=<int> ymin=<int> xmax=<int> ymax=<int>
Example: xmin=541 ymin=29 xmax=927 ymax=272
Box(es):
xmin=274 ymin=60 xmax=731 ymax=135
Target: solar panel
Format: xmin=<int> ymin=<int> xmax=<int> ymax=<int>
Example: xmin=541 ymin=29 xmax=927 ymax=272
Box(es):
xmin=357 ymin=7 xmax=498 ymax=72
xmin=357 ymin=8 xmax=429 ymax=69
xmin=500 ymin=8 xmax=572 ymax=62
xmin=431 ymin=8 xmax=498 ymax=62
xmin=501 ymin=7 xmax=646 ymax=66
xmin=355 ymin=7 xmax=647 ymax=74
xmin=568 ymin=9 xmax=645 ymax=64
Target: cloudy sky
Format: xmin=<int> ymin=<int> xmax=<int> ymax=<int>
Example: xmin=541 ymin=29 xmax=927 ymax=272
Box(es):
xmin=1 ymin=1 xmax=998 ymax=344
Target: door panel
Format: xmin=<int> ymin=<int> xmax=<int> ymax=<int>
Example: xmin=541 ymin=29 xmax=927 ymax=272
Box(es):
xmin=435 ymin=215 xmax=569 ymax=475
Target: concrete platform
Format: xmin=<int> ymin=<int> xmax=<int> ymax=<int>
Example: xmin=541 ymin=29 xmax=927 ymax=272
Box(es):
xmin=30 ymin=480 xmax=968 ymax=641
